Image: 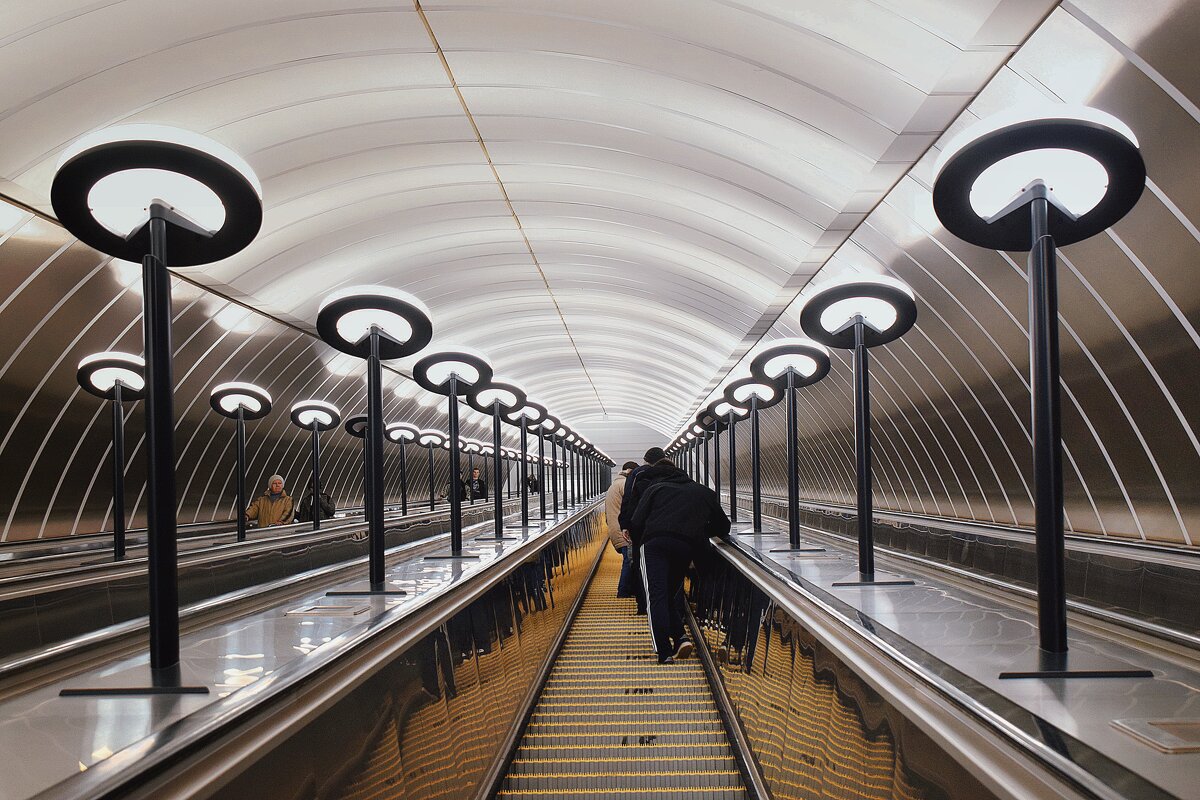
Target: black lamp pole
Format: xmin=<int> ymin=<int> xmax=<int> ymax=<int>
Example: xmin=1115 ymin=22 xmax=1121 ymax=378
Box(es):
xmin=852 ymin=316 xmax=874 ymax=576
xmin=398 ymin=440 xmax=408 ymax=516
xmin=786 ymin=369 xmax=800 ymax=548
xmin=366 ymin=328 xmax=386 ymax=589
xmin=711 ymin=421 xmax=721 ymax=502
xmin=727 ymin=412 xmax=739 ymax=523
xmin=144 ymin=208 xmax=181 ymax=674
xmin=110 ymin=382 xmax=128 ymax=561
xmin=492 ymin=403 xmax=505 ymax=537
xmin=309 ymin=422 xmax=322 ymax=531
xmin=447 ymin=374 xmax=463 ymax=555
xmin=538 ymin=429 xmax=548 ymax=519
xmin=234 ymin=407 xmax=247 ymax=543
xmin=750 ymin=395 xmax=762 ymax=532
xmin=551 ymin=436 xmax=560 ymax=515
xmin=519 ymin=420 xmax=530 ymax=526
xmin=427 ymin=444 xmax=436 ymax=511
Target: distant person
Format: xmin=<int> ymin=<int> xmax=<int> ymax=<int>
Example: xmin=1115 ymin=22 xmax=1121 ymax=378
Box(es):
xmin=295 ymin=478 xmax=334 ymax=523
xmin=605 ymin=461 xmax=643 ymax=604
xmin=629 ymin=459 xmax=730 ymax=664
xmin=246 ymin=474 xmax=293 ymax=527
xmin=527 ymin=474 xmax=540 ymax=494
xmin=466 ymin=467 xmax=488 ymax=501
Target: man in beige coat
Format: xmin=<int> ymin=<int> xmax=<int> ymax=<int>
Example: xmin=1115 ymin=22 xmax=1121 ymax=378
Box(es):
xmin=605 ymin=462 xmax=642 ymax=604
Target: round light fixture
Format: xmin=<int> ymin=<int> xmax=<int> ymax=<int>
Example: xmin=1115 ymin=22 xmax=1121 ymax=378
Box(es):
xmin=316 ymin=286 xmax=434 ymax=360
xmin=418 ymin=429 xmax=447 ymax=448
xmin=77 ymin=351 xmax=146 ymax=401
xmin=386 ymin=421 xmax=419 ymax=443
xmin=209 ymin=381 xmax=272 ymax=420
xmin=413 ymin=346 xmax=494 ymax=395
xmin=932 ymin=106 xmax=1144 ymax=250
xmin=799 ymin=274 xmax=917 ymax=349
xmin=51 ymin=124 xmax=262 ymax=265
xmin=750 ymin=337 xmax=832 ymax=387
xmin=290 ymin=399 xmax=342 ymax=431
xmin=723 ymin=377 xmax=782 ymax=410
xmin=345 ymin=414 xmax=368 ymax=438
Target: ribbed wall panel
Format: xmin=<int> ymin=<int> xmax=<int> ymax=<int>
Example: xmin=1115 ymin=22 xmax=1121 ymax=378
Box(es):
xmin=0 ymin=209 xmax=524 ymax=541
xmin=694 ymin=3 xmax=1200 ymax=547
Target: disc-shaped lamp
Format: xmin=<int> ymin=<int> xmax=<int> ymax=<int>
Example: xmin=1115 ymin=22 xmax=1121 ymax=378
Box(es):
xmin=801 ymin=275 xmax=917 ymax=588
xmin=317 ymin=286 xmax=432 ymax=594
xmin=78 ymin=352 xmax=145 ymax=561
xmin=751 ymin=338 xmax=832 ymax=553
xmin=932 ymin=106 xmax=1149 ymax=679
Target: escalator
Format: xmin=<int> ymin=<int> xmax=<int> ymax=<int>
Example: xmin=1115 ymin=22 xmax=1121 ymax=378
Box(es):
xmin=496 ymin=546 xmax=748 ymax=799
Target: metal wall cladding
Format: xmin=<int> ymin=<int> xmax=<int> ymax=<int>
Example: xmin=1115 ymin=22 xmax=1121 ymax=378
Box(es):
xmin=700 ymin=3 xmax=1200 ymax=549
xmin=0 ymin=206 xmax=525 ymax=542
xmin=211 ymin=512 xmax=604 ymax=800
xmin=690 ymin=557 xmax=998 ymax=800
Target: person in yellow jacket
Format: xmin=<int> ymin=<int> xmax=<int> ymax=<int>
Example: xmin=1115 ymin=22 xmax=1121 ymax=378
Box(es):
xmin=245 ymin=474 xmax=294 ymax=527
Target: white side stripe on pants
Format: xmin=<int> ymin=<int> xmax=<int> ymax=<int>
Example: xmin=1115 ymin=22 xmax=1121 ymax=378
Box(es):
xmin=639 ymin=544 xmax=665 ymax=656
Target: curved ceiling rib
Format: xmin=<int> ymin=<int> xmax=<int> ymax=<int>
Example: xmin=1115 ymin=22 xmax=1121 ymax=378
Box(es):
xmin=0 ymin=0 xmax=1059 ymax=443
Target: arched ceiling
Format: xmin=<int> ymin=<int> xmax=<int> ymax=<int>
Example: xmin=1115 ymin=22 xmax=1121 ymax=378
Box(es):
xmin=0 ymin=0 xmax=1058 ymax=439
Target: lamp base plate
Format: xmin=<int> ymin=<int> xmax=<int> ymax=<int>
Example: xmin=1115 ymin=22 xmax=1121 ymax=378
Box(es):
xmin=476 ymin=534 xmax=518 ymax=541
xmin=326 ymin=589 xmax=407 ymax=597
xmin=424 ymin=553 xmax=481 ymax=560
xmin=998 ymin=650 xmax=1153 ymax=680
xmin=61 ymin=685 xmax=209 ymax=697
xmin=769 ymin=544 xmax=826 ymax=553
xmin=831 ymin=570 xmax=915 ymax=587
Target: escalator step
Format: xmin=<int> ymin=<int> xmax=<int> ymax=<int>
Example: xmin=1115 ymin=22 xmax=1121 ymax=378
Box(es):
xmin=495 ymin=546 xmax=747 ymax=799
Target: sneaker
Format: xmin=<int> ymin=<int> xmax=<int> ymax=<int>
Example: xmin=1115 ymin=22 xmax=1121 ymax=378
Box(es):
xmin=673 ymin=639 xmax=694 ymax=660
xmin=657 ymin=656 xmax=675 ymax=665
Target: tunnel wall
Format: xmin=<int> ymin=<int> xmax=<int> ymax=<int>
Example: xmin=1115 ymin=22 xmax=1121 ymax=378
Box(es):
xmin=0 ymin=204 xmax=524 ymax=542
xmin=699 ymin=3 xmax=1200 ymax=548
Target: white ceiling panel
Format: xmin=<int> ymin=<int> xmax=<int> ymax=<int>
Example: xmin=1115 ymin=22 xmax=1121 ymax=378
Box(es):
xmin=0 ymin=0 xmax=1059 ymax=440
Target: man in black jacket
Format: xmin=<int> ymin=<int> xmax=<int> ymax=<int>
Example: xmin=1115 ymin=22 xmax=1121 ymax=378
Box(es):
xmin=629 ymin=462 xmax=730 ymax=664
xmin=295 ymin=479 xmax=335 ymax=524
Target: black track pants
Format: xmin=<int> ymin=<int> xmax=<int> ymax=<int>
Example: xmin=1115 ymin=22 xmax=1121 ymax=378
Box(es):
xmin=639 ymin=537 xmax=694 ymax=659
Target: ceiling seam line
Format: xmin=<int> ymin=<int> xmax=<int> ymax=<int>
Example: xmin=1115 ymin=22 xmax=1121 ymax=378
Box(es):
xmin=413 ymin=0 xmax=608 ymax=417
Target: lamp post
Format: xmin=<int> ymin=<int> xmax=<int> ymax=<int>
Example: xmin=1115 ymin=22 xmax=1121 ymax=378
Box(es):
xmin=505 ymin=402 xmax=548 ymax=528
xmin=385 ymin=422 xmax=418 ymax=517
xmin=78 ymin=352 xmax=145 ymax=561
xmin=932 ymin=106 xmax=1149 ymax=679
xmin=800 ymin=274 xmax=917 ymax=588
xmin=467 ymin=380 xmax=526 ymax=539
xmin=210 ymin=382 xmax=272 ymax=543
xmin=707 ymin=399 xmax=746 ymax=523
xmin=723 ymin=378 xmax=782 ymax=534
xmin=537 ymin=415 xmax=559 ymax=519
xmin=414 ymin=348 xmax=494 ymax=559
xmin=751 ymin=338 xmax=832 ymax=554
xmin=290 ymin=400 xmax=341 ymax=531
xmin=317 ymin=286 xmax=432 ymax=595
xmin=53 ymin=125 xmax=262 ymax=688
xmin=696 ymin=408 xmax=725 ymax=508
xmin=344 ymin=415 xmax=369 ymax=519
xmin=417 ymin=429 xmax=447 ymax=513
